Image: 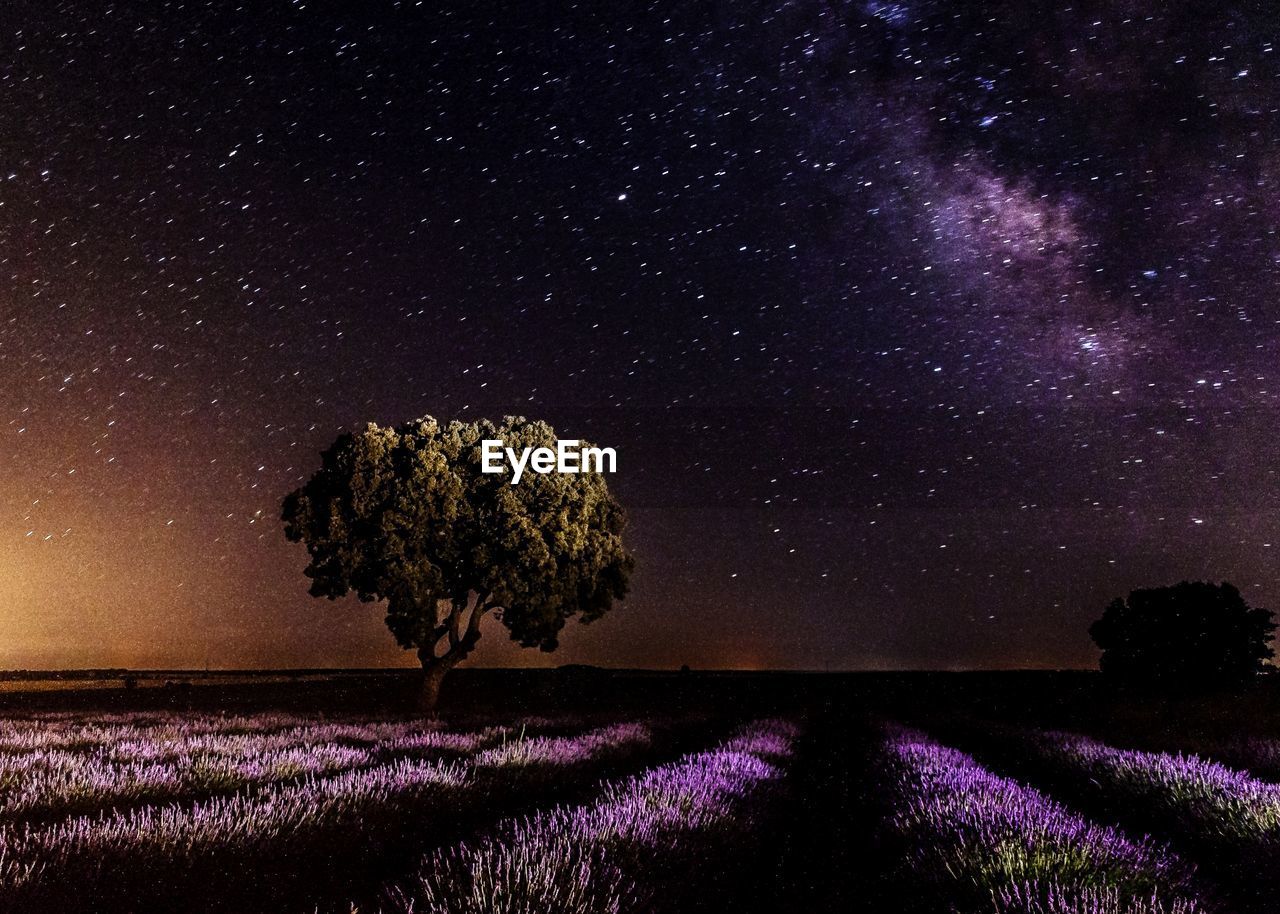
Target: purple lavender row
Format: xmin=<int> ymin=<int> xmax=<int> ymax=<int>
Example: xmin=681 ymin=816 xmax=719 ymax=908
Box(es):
xmin=0 ymin=712 xmax=376 ymax=753
xmin=0 ymin=709 xmax=626 ymax=827
xmin=879 ymin=727 xmax=1203 ymax=914
xmin=982 ymin=729 xmax=1280 ymax=850
xmin=1128 ymin=735 xmax=1280 ymax=787
xmin=0 ymin=711 xmax=589 ymax=757
xmin=0 ymin=725 xmax=511 ymax=826
xmin=365 ymin=719 xmax=799 ymax=914
xmin=0 ymin=720 xmax=656 ymax=909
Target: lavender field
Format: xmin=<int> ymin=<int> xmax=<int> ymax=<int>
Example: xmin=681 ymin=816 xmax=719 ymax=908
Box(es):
xmin=2 ymin=674 xmax=1279 ymax=914
xmin=0 ymin=703 xmax=801 ymax=914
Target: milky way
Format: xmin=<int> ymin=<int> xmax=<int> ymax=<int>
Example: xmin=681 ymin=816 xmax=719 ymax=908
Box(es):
xmin=1 ymin=1 xmax=1278 ymax=670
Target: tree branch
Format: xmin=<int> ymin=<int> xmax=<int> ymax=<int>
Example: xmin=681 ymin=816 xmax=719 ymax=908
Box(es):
xmin=463 ymin=592 xmax=490 ymax=643
xmin=419 ymin=591 xmax=493 ymax=671
xmin=447 ymin=598 xmax=465 ymax=649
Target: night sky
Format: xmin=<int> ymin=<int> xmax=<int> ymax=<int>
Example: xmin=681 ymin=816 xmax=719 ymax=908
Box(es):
xmin=3 ymin=1 xmax=1279 ymax=671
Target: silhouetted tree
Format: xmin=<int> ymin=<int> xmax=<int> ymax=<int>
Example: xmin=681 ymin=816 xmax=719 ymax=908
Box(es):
xmin=282 ymin=416 xmax=633 ymax=709
xmin=1090 ymin=581 xmax=1275 ymax=689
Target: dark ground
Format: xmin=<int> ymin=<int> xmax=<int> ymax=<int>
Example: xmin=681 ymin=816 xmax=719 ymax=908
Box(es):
xmin=6 ymin=668 xmax=1279 ymax=740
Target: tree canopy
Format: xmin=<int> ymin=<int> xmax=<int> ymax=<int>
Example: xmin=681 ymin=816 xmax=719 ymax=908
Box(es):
xmin=281 ymin=416 xmax=633 ymax=706
xmin=1089 ymin=581 xmax=1275 ymax=689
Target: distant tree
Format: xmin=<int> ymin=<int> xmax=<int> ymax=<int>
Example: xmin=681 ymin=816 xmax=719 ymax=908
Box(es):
xmin=282 ymin=416 xmax=633 ymax=709
xmin=1089 ymin=581 xmax=1275 ymax=689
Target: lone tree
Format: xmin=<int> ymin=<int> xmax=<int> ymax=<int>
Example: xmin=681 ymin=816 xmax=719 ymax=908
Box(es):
xmin=1090 ymin=581 xmax=1275 ymax=689
xmin=282 ymin=416 xmax=633 ymax=709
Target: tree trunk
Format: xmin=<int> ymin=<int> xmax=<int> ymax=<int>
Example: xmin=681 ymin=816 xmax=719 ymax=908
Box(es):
xmin=418 ymin=661 xmax=451 ymax=712
xmin=416 ymin=594 xmax=491 ymax=711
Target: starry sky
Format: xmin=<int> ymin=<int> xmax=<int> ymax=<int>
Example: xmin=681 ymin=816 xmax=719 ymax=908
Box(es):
xmin=2 ymin=0 xmax=1279 ymax=671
